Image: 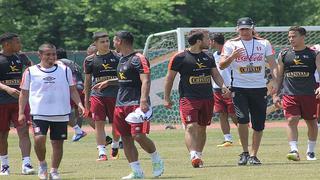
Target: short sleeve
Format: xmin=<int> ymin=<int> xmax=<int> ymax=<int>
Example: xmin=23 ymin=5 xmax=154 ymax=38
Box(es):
xmin=168 ymin=52 xmax=184 ymax=71
xmin=221 ymin=40 xmax=233 ymax=57
xmin=133 ymin=53 xmax=150 ymax=74
xmin=20 ymin=68 xmax=30 ymax=90
xmin=19 ymin=53 xmax=32 ymax=66
xmin=83 ymin=57 xmax=93 ymax=74
xmin=265 ymin=40 xmax=274 ymax=56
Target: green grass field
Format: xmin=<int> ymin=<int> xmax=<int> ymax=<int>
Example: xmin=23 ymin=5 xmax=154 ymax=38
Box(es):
xmin=2 ymin=125 xmax=320 ymax=180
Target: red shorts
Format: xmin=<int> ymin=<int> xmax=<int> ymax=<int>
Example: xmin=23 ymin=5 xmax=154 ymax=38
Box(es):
xmin=282 ymin=95 xmax=316 ymax=120
xmin=113 ymin=105 xmax=150 ymax=136
xmin=90 ymin=96 xmax=116 ymax=122
xmin=213 ymin=92 xmax=235 ymax=114
xmin=179 ymin=97 xmax=213 ymax=126
xmin=71 ymin=90 xmax=84 ymax=108
xmin=0 ymin=103 xmax=31 ymax=131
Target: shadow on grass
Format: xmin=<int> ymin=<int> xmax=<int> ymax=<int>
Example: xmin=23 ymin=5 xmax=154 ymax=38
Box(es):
xmin=204 ymin=161 xmax=318 ymax=168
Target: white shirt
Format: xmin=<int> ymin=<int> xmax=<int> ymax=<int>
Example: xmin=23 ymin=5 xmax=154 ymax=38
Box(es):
xmin=222 ymin=37 xmax=274 ymax=88
xmin=311 ymin=44 xmax=320 ymax=83
xmin=212 ymin=51 xmax=232 ymax=88
xmin=20 ymin=63 xmax=75 ymax=122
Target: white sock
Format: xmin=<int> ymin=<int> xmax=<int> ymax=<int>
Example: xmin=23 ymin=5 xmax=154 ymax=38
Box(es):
xmin=150 ymin=151 xmax=161 ymax=162
xmin=22 ymin=156 xmax=31 ymax=165
xmin=97 ymin=145 xmax=106 ymax=155
xmin=224 ymin=134 xmax=233 ymax=142
xmin=307 ymin=140 xmax=316 ymax=153
xmin=0 ymin=155 xmax=8 ymax=166
xmin=111 ymin=141 xmax=119 ymax=149
xmin=50 ymin=168 xmax=58 ymax=173
xmin=190 ymin=150 xmax=197 ymax=160
xmin=73 ymin=125 xmax=82 ymax=134
xmin=129 ymin=161 xmax=143 ymax=174
xmin=196 ymin=151 xmax=202 ymax=159
xmin=289 ymin=141 xmax=298 ymax=152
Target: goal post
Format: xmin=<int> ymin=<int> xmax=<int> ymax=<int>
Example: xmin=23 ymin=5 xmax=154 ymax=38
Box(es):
xmin=144 ymin=26 xmax=320 ymax=125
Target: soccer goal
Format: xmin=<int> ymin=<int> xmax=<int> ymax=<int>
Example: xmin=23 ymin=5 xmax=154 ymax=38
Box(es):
xmin=144 ymin=26 xmax=320 ymax=125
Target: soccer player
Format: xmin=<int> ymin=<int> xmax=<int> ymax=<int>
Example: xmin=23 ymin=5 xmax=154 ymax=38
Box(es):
xmin=83 ymin=32 xmax=121 ymax=161
xmin=18 ymin=43 xmax=85 ymax=179
xmin=164 ymin=29 xmax=229 ymax=168
xmin=210 ymin=33 xmax=238 ymax=147
xmin=0 ymin=32 xmax=35 ymax=175
xmin=273 ymin=26 xmax=320 ymax=161
xmin=95 ymin=31 xmax=164 ymax=179
xmin=56 ymin=48 xmax=87 ymax=142
xmin=219 ymin=17 xmax=278 ymax=165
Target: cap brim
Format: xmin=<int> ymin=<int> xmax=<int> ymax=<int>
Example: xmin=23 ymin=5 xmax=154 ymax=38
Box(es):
xmin=238 ymin=25 xmax=253 ymax=29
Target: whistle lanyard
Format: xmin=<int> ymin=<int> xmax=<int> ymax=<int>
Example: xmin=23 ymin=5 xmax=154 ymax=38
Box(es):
xmin=240 ymin=39 xmax=255 ymax=64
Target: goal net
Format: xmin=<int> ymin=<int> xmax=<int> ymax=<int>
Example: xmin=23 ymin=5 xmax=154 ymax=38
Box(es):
xmin=143 ymin=26 xmax=320 ymax=125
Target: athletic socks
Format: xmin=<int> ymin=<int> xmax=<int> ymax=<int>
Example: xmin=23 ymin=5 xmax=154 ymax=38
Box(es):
xmin=307 ymin=140 xmax=316 ymax=153
xmin=73 ymin=125 xmax=82 ymax=134
xmin=22 ymin=156 xmax=31 ymax=165
xmin=150 ymin=151 xmax=161 ymax=163
xmin=111 ymin=141 xmax=119 ymax=149
xmin=224 ymin=134 xmax=233 ymax=142
xmin=289 ymin=141 xmax=298 ymax=152
xmin=129 ymin=161 xmax=143 ymax=174
xmin=0 ymin=155 xmax=8 ymax=166
xmin=97 ymin=145 xmax=106 ymax=155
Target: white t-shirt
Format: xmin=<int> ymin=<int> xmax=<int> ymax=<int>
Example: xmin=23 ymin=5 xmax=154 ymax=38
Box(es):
xmin=20 ymin=63 xmax=75 ymax=122
xmin=212 ymin=51 xmax=232 ymax=88
xmin=222 ymin=37 xmax=274 ymax=88
xmin=311 ymin=44 xmax=320 ymax=83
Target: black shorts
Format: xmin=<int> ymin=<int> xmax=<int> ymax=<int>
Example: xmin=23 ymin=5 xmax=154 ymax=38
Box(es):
xmin=232 ymin=87 xmax=267 ymax=131
xmin=32 ymin=119 xmax=68 ymax=140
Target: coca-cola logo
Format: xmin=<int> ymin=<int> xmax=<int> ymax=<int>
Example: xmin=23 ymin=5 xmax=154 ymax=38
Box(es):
xmin=235 ymin=53 xmax=264 ymax=62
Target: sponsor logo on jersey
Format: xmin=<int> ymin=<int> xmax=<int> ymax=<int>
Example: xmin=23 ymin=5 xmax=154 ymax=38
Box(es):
xmin=239 ymin=66 xmax=262 ymax=73
xmin=0 ymin=79 xmax=21 ymax=85
xmin=9 ymin=65 xmax=19 ymax=72
xmin=118 ymin=72 xmax=127 ymax=80
xmin=102 ymin=63 xmax=112 ymax=70
xmin=95 ymin=76 xmax=117 ymax=83
xmin=235 ymin=53 xmax=264 ymax=62
xmin=189 ymin=75 xmax=211 ymax=84
xmin=196 ymin=62 xmax=207 ymax=69
xmin=293 ymin=59 xmax=304 ymax=65
xmin=285 ymin=71 xmax=310 ymax=78
xmin=43 ymin=76 xmax=56 ymax=83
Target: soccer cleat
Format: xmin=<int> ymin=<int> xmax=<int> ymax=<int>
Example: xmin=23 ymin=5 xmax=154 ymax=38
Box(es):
xmin=121 ymin=171 xmax=144 ymax=179
xmin=248 ymin=156 xmax=262 ymax=165
xmin=238 ymin=152 xmax=249 ymax=165
xmin=191 ymin=157 xmax=203 ymax=168
xmin=72 ymin=131 xmax=87 ymax=142
xmin=22 ymin=163 xmax=35 ymax=175
xmin=38 ymin=164 xmax=48 ymax=180
xmin=96 ymin=154 xmax=108 ymax=161
xmin=152 ymin=159 xmax=164 ymax=177
xmin=111 ymin=148 xmax=120 ymax=160
xmin=306 ymin=152 xmax=317 ymax=161
xmin=0 ymin=165 xmax=9 ymax=176
xmin=106 ymin=136 xmax=113 ymax=145
xmin=49 ymin=171 xmax=61 ymax=180
xmin=217 ymin=141 xmax=233 ymax=147
xmin=287 ymin=150 xmax=300 ymax=161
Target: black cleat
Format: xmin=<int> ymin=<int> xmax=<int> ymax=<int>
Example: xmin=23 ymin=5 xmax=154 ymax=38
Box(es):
xmin=238 ymin=152 xmax=249 ymax=166
xmin=119 ymin=141 xmax=123 ymax=149
xmin=105 ymin=136 xmax=113 ymax=145
xmin=248 ymin=156 xmax=262 ymax=165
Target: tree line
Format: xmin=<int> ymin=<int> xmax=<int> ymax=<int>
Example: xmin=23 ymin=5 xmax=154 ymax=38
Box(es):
xmin=0 ymin=0 xmax=319 ymax=51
